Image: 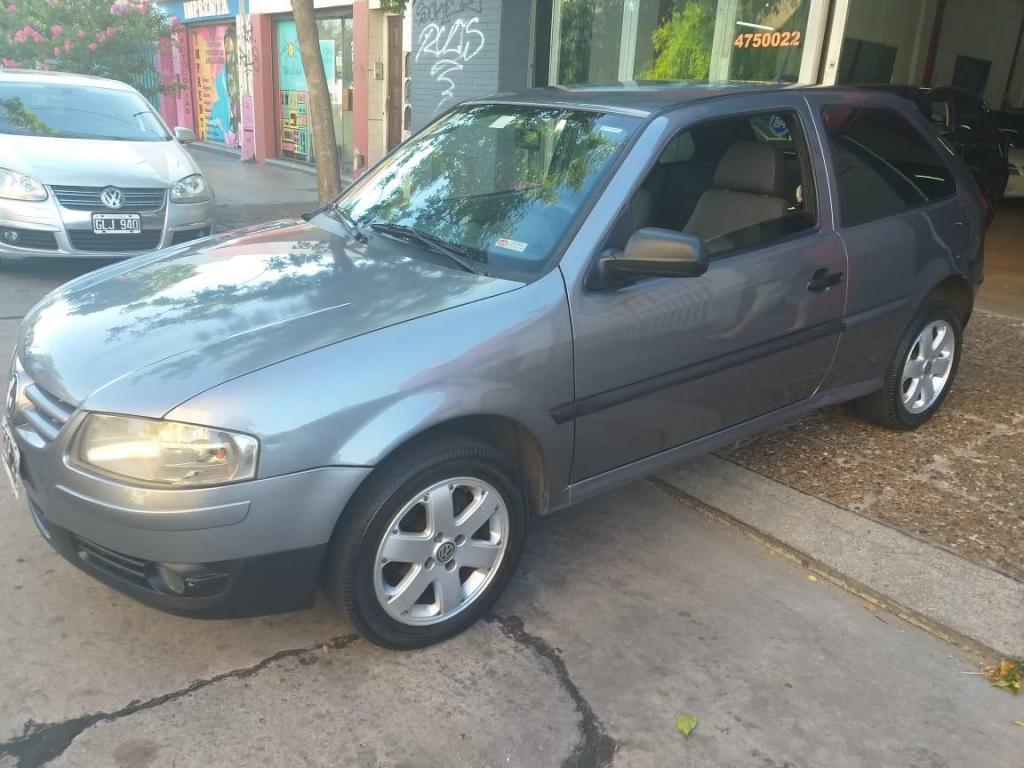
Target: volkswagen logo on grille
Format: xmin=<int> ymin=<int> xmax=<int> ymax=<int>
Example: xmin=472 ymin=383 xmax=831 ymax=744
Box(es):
xmin=100 ymin=186 xmax=125 ymax=210
xmin=5 ymin=374 xmax=16 ymax=417
xmin=435 ymin=541 xmax=457 ymax=565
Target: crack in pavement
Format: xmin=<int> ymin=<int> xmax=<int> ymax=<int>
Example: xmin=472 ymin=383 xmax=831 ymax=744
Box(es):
xmin=488 ymin=613 xmax=617 ymax=768
xmin=0 ymin=633 xmax=359 ymax=768
xmin=2 ymin=616 xmax=611 ymax=768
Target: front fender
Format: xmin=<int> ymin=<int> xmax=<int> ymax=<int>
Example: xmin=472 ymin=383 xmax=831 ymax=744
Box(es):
xmin=167 ymin=269 xmax=575 ymax=498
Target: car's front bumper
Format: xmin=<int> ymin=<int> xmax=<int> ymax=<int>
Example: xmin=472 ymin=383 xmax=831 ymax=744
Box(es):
xmin=0 ymin=191 xmax=215 ymax=261
xmin=7 ymin=361 xmax=371 ymax=617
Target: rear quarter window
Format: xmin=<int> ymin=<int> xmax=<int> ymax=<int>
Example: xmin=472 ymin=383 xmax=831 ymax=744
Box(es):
xmin=821 ymin=106 xmax=956 ymax=228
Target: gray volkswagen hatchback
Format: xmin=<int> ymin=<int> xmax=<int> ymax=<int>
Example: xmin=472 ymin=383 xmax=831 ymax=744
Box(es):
xmin=4 ymin=85 xmax=983 ymax=649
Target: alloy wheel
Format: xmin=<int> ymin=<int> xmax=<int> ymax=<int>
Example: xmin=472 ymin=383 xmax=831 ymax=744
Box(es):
xmin=373 ymin=477 xmax=510 ymax=626
xmin=901 ymin=320 xmax=956 ymax=415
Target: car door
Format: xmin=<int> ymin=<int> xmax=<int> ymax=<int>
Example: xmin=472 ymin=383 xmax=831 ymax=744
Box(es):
xmin=559 ymin=95 xmax=848 ymax=482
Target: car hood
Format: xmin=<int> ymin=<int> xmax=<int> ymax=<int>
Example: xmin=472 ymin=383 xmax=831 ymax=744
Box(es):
xmin=18 ymin=219 xmax=522 ymax=417
xmin=0 ymin=135 xmax=196 ymax=187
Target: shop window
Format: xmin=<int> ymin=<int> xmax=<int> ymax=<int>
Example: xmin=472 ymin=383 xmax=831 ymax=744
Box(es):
xmin=551 ymin=0 xmax=812 ymax=86
xmin=821 ymin=106 xmax=956 ymax=228
xmin=275 ymin=16 xmax=354 ymax=175
xmin=189 ymin=24 xmax=240 ymax=148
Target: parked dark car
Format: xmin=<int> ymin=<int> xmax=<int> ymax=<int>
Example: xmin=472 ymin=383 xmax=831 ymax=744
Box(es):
xmin=5 ymin=84 xmax=985 ymax=649
xmin=863 ymin=85 xmax=1008 ymax=223
xmin=993 ymin=109 xmax=1024 ymax=198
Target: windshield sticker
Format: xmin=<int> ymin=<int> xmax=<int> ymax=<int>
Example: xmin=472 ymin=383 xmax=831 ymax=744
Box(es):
xmin=495 ymin=237 xmax=528 ymax=253
xmin=489 ymin=115 xmax=516 ymax=129
xmin=769 ymin=114 xmax=790 ymax=137
xmin=599 ymin=125 xmax=624 ymax=134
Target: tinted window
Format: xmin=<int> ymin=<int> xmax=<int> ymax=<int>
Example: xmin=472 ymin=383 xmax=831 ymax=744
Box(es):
xmin=821 ymin=106 xmax=956 ymax=227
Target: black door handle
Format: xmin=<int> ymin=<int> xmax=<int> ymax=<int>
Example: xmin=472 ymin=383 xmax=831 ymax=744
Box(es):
xmin=808 ymin=267 xmax=844 ymax=293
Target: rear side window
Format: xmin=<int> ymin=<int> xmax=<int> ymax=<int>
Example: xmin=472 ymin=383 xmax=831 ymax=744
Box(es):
xmin=821 ymin=106 xmax=956 ymax=227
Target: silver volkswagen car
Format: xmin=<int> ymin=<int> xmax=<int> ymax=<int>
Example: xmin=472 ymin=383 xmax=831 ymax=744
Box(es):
xmin=4 ymin=85 xmax=983 ymax=649
xmin=0 ymin=70 xmax=214 ymax=263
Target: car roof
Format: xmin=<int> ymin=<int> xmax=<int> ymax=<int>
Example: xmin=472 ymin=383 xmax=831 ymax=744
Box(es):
xmin=470 ymin=82 xmax=891 ymax=117
xmin=0 ymin=68 xmax=136 ymax=92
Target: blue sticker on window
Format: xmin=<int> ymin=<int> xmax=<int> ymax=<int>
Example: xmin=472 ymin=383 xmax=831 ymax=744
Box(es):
xmin=769 ymin=114 xmax=790 ymax=137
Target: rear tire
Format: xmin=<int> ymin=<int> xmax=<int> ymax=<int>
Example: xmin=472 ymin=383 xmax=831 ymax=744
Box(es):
xmin=855 ymin=302 xmax=962 ymax=430
xmin=323 ymin=436 xmax=528 ymax=650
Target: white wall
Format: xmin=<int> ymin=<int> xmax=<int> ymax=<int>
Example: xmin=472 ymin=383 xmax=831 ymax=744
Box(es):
xmin=932 ymin=0 xmax=1024 ymax=107
xmin=842 ymin=0 xmax=939 ymax=84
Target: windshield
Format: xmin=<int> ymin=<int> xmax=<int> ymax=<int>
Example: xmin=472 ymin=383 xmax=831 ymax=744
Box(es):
xmin=337 ymin=104 xmax=639 ymax=277
xmin=0 ymin=82 xmax=169 ymax=141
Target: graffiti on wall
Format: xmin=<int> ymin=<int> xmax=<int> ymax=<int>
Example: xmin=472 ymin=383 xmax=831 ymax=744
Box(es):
xmin=415 ymin=2 xmax=486 ymax=114
xmin=190 ymin=24 xmax=240 ymax=147
xmin=414 ymin=0 xmax=483 ymax=23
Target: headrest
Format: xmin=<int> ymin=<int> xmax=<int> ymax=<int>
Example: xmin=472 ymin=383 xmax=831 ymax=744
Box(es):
xmin=713 ymin=141 xmax=786 ymax=197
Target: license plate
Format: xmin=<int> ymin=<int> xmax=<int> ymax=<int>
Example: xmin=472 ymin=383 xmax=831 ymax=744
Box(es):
xmin=1 ymin=419 xmax=20 ymax=499
xmin=92 ymin=213 xmax=141 ymax=235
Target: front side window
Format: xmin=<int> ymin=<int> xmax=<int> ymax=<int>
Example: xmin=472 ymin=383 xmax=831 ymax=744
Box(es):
xmin=0 ymin=82 xmax=169 ymax=141
xmin=337 ymin=104 xmax=639 ymax=278
xmin=622 ymin=109 xmax=817 ymax=258
xmin=822 ymin=106 xmax=956 ymax=228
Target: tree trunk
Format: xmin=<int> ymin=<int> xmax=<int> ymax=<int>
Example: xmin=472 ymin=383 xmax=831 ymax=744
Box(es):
xmin=290 ymin=0 xmax=342 ymax=203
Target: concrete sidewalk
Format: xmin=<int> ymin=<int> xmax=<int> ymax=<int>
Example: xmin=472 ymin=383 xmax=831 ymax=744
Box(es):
xmin=186 ymin=145 xmax=319 ymax=231
xmin=660 ymin=456 xmax=1024 ymax=659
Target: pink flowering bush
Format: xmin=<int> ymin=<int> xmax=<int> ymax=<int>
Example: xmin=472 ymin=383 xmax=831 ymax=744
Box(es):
xmin=0 ymin=0 xmax=173 ymax=94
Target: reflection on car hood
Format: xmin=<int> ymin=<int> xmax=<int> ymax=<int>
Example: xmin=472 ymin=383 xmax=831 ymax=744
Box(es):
xmin=18 ymin=220 xmax=521 ymax=417
xmin=0 ymin=135 xmax=196 ymax=187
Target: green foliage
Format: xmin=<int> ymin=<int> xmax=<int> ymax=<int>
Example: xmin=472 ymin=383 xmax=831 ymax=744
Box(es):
xmin=0 ymin=0 xmax=173 ymax=95
xmin=640 ymin=1 xmax=714 ymax=81
xmin=377 ymin=0 xmax=407 ymax=13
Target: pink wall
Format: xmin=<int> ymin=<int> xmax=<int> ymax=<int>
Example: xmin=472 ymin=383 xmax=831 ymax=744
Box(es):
xmin=157 ymin=26 xmax=194 ymax=132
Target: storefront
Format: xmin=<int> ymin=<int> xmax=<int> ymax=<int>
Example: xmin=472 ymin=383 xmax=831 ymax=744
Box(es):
xmin=272 ymin=12 xmax=355 ymax=174
xmin=158 ymin=0 xmax=242 ymax=150
xmin=548 ymin=0 xmax=817 ymax=86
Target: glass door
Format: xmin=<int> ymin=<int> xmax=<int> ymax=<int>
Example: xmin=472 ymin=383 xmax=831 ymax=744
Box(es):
xmin=274 ymin=15 xmax=354 ymax=175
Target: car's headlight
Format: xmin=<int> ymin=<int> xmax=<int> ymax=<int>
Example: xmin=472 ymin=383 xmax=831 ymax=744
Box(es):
xmin=73 ymin=414 xmax=258 ymax=487
xmin=170 ymin=173 xmax=211 ymax=203
xmin=0 ymin=168 xmax=47 ymax=202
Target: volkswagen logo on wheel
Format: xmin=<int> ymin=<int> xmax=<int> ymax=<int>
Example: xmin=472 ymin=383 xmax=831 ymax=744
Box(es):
xmin=100 ymin=186 xmax=125 ymax=210
xmin=435 ymin=541 xmax=457 ymax=565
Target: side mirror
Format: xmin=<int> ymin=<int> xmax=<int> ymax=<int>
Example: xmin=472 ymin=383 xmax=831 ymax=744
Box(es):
xmin=174 ymin=126 xmax=197 ymax=144
xmin=586 ymin=228 xmax=708 ymax=289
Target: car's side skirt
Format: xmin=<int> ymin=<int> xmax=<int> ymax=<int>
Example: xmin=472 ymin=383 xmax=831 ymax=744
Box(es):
xmin=548 ymin=378 xmax=881 ymax=513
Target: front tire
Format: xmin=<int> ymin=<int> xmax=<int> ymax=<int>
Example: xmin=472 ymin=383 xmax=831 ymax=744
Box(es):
xmin=855 ymin=302 xmax=962 ymax=430
xmin=324 ymin=437 xmax=527 ymax=650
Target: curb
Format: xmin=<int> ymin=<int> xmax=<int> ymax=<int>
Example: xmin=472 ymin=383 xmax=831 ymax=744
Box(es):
xmin=654 ymin=455 xmax=1024 ymax=661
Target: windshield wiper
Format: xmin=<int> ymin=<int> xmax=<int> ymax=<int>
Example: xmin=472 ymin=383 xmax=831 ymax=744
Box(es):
xmin=301 ymin=202 xmax=367 ymax=243
xmin=369 ymin=222 xmax=483 ymax=275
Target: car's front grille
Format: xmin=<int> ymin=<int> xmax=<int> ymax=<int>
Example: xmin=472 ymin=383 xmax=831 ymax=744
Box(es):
xmin=52 ymin=186 xmax=166 ymax=212
xmin=20 ymin=383 xmax=74 ymax=443
xmin=67 ymin=230 xmax=162 ymax=253
xmin=171 ymin=226 xmax=211 ymax=245
xmin=74 ymin=535 xmax=150 ymax=588
xmin=0 ymin=227 xmax=58 ymax=250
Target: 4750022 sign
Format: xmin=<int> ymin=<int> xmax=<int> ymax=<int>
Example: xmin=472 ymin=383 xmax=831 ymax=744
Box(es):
xmin=734 ymin=30 xmax=802 ymax=49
